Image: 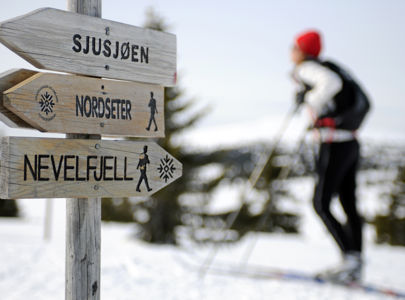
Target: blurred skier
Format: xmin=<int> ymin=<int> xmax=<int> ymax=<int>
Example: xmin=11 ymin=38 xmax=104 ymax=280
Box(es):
xmin=290 ymin=30 xmax=370 ymax=283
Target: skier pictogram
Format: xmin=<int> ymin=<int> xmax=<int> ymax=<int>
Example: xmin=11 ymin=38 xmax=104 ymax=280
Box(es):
xmin=136 ymin=145 xmax=152 ymax=192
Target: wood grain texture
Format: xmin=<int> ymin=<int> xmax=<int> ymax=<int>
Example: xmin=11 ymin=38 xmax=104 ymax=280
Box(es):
xmin=65 ymin=133 xmax=101 ymax=300
xmin=0 ymin=137 xmax=182 ymax=199
xmin=0 ymin=68 xmax=37 ymax=128
xmin=68 ymin=0 xmax=101 ymax=17
xmin=66 ymin=196 xmax=101 ymax=300
xmin=65 ymin=3 xmax=101 ymax=300
xmin=4 ymin=72 xmax=165 ymax=137
xmin=0 ymin=8 xmax=176 ymax=86
xmin=65 ymin=0 xmax=101 ymax=300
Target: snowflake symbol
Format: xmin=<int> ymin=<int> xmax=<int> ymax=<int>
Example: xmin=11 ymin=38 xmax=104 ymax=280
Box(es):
xmin=39 ymin=91 xmax=55 ymax=115
xmin=157 ymin=155 xmax=176 ymax=183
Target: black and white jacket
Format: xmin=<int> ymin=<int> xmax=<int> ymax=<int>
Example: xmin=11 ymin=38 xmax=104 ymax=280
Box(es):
xmin=294 ymin=60 xmax=356 ymax=142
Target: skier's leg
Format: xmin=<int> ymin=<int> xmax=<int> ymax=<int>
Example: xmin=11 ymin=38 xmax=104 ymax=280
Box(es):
xmin=338 ymin=140 xmax=362 ymax=253
xmin=313 ymin=143 xmax=349 ymax=253
xmin=315 ymin=141 xmax=362 ymax=282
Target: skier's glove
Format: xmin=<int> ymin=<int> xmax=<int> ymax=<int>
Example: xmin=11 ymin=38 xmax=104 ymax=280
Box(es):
xmin=314 ymin=117 xmax=336 ymax=128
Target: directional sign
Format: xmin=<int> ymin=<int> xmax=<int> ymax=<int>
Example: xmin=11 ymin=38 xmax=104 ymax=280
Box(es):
xmin=0 ymin=137 xmax=182 ymax=199
xmin=0 ymin=69 xmax=37 ymax=128
xmin=4 ymin=72 xmax=165 ymax=137
xmin=0 ymin=8 xmax=176 ymax=86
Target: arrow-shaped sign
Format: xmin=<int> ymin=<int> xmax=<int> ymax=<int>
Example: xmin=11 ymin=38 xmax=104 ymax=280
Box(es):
xmin=0 ymin=137 xmax=182 ymax=199
xmin=0 ymin=69 xmax=37 ymax=128
xmin=0 ymin=8 xmax=176 ymax=86
xmin=4 ymin=72 xmax=165 ymax=137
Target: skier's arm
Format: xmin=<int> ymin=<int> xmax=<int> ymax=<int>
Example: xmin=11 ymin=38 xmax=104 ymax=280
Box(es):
xmin=295 ymin=61 xmax=342 ymax=116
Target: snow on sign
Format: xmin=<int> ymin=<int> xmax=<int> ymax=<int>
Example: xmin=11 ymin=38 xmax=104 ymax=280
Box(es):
xmin=0 ymin=137 xmax=182 ymax=199
xmin=3 ymin=72 xmax=164 ymax=137
xmin=0 ymin=8 xmax=177 ymax=86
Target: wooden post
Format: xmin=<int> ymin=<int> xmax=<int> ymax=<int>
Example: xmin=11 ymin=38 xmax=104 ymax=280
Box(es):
xmin=44 ymin=198 xmax=53 ymax=241
xmin=68 ymin=0 xmax=102 ymax=17
xmin=66 ymin=1 xmax=102 ymax=300
xmin=65 ymin=134 xmax=101 ymax=300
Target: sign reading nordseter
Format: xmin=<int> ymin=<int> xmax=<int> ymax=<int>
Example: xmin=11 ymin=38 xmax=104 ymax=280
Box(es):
xmin=4 ymin=72 xmax=164 ymax=137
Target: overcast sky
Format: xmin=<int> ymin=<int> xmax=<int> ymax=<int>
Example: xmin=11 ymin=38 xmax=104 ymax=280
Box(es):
xmin=0 ymin=0 xmax=404 ymax=144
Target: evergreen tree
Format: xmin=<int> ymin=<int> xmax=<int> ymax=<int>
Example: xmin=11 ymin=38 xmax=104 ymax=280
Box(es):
xmin=133 ymin=8 xmax=216 ymax=244
xmin=0 ymin=199 xmax=19 ymax=217
xmin=374 ymin=165 xmax=405 ymax=246
xmin=101 ymin=8 xmax=300 ymax=244
xmin=101 ymin=198 xmax=133 ymax=223
xmin=101 ymin=8 xmax=219 ymax=244
xmin=185 ymin=144 xmax=300 ymax=243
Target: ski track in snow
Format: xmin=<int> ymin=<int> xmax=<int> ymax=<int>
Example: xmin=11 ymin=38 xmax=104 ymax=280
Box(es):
xmin=0 ymin=177 xmax=405 ymax=300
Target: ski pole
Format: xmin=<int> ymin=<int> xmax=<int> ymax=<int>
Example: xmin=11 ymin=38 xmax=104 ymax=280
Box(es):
xmin=249 ymin=104 xmax=300 ymax=188
xmin=238 ymin=128 xmax=309 ymax=267
xmin=198 ymin=103 xmax=300 ymax=278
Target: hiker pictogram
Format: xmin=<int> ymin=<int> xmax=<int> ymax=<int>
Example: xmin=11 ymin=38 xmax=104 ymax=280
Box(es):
xmin=146 ymin=91 xmax=158 ymax=131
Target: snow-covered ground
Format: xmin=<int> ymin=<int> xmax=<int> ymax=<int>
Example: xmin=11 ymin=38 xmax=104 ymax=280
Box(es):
xmin=1 ymin=174 xmax=405 ymax=300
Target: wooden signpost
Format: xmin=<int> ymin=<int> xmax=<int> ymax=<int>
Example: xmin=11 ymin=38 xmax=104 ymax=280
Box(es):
xmin=4 ymin=72 xmax=165 ymax=136
xmin=0 ymin=69 xmax=37 ymax=128
xmin=0 ymin=7 xmax=177 ymax=86
xmin=0 ymin=137 xmax=182 ymax=199
xmin=0 ymin=1 xmax=181 ymax=299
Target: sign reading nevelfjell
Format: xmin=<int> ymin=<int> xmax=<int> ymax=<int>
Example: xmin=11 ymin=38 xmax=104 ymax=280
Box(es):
xmin=4 ymin=72 xmax=164 ymax=137
xmin=0 ymin=137 xmax=182 ymax=199
xmin=0 ymin=8 xmax=177 ymax=86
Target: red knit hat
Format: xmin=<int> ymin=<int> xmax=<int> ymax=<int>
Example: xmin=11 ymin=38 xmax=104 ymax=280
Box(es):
xmin=295 ymin=30 xmax=322 ymax=57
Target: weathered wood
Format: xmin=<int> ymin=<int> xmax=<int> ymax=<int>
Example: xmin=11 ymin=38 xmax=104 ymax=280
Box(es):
xmin=66 ymin=196 xmax=101 ymax=300
xmin=0 ymin=69 xmax=37 ymax=128
xmin=4 ymin=72 xmax=165 ymax=137
xmin=66 ymin=2 xmax=100 ymax=300
xmin=0 ymin=7 xmax=177 ymax=86
xmin=68 ymin=0 xmax=101 ymax=17
xmin=0 ymin=136 xmax=182 ymax=199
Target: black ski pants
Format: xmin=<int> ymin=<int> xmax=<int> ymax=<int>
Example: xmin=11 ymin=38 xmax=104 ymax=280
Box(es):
xmin=313 ymin=139 xmax=362 ymax=254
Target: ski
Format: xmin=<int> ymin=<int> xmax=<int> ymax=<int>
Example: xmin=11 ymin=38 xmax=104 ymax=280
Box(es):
xmin=175 ymin=252 xmax=405 ymax=299
xmin=208 ymin=263 xmax=405 ymax=299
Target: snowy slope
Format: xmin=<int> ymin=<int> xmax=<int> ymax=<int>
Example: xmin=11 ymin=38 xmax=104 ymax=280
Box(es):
xmin=0 ymin=176 xmax=405 ymax=300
